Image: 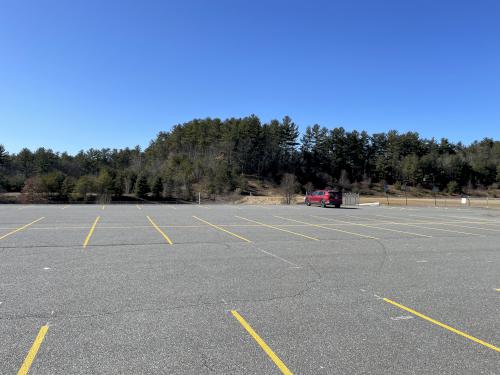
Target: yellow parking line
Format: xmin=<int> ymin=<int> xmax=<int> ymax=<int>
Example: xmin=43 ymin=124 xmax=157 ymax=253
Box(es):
xmin=17 ymin=325 xmax=49 ymax=375
xmin=370 ymin=215 xmax=481 ymax=236
xmin=0 ymin=217 xmax=45 ymax=241
xmin=374 ymin=214 xmax=487 ymax=235
xmin=274 ymin=216 xmax=379 ymax=240
xmin=410 ymin=213 xmax=498 ymax=224
xmin=407 ymin=214 xmax=500 ymax=231
xmin=101 ymin=205 xmax=105 ymax=210
xmin=413 ymin=220 xmax=500 ymax=233
xmin=362 ymin=214 xmax=499 ymax=228
xmin=147 ymin=216 xmax=173 ymax=245
xmin=313 ymin=216 xmax=432 ymax=238
xmin=235 ymin=215 xmax=319 ymax=241
xmin=409 ymin=215 xmax=495 ymax=229
xmin=402 ymin=224 xmax=482 ymax=236
xmin=193 ymin=216 xmax=251 ymax=243
xmin=231 ymin=311 xmax=293 ymax=375
xmin=83 ymin=216 xmax=100 ymax=248
xmin=383 ymin=298 xmax=499 ymax=352
xmin=495 ymin=288 xmax=500 ymax=292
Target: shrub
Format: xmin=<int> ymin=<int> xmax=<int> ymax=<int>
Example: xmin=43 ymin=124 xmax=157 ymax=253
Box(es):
xmin=447 ymin=180 xmax=460 ymax=195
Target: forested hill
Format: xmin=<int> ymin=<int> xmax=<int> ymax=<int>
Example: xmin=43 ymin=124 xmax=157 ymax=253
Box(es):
xmin=1 ymin=115 xmax=499 ymax=202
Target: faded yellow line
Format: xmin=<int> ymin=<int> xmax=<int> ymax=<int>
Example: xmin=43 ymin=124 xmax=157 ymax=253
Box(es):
xmin=313 ymin=216 xmax=432 ymax=238
xmin=61 ymin=205 xmax=69 ymax=210
xmin=235 ymin=216 xmax=319 ymax=241
xmin=136 ymin=204 xmax=142 ymax=210
xmin=193 ymin=216 xmax=251 ymax=243
xmin=196 ymin=205 xmax=210 ymax=209
xmin=231 ymin=311 xmax=293 ymax=375
xmin=17 ymin=325 xmax=49 ymax=375
xmin=407 ymin=214 xmax=500 ymax=232
xmin=420 ymin=221 xmax=500 ymax=233
xmin=147 ymin=216 xmax=173 ymax=245
xmin=355 ymin=214 xmax=500 ymax=228
xmin=0 ymin=217 xmax=45 ymax=241
xmin=374 ymin=214 xmax=488 ymax=235
xmin=83 ymin=216 xmax=100 ymax=248
xmin=101 ymin=205 xmax=105 ymax=210
xmin=370 ymin=215 xmax=481 ymax=236
xmin=410 ymin=213 xmax=499 ymax=224
xmin=404 ymin=224 xmax=482 ymax=236
xmin=495 ymin=288 xmax=500 ymax=292
xmin=409 ymin=215 xmax=500 ymax=229
xmin=383 ymin=298 xmax=499 ymax=352
xmin=274 ymin=216 xmax=379 ymax=240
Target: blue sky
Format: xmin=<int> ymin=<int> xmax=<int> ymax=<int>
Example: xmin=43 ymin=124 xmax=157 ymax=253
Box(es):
xmin=1 ymin=0 xmax=499 ymax=154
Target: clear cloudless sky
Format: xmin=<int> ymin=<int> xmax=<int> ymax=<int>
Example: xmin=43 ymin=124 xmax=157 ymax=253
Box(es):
xmin=1 ymin=0 xmax=499 ymax=154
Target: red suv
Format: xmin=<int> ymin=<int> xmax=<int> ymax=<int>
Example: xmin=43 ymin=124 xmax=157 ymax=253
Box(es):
xmin=305 ymin=190 xmax=342 ymax=208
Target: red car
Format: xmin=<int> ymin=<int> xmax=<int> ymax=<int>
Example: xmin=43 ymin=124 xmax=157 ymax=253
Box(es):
xmin=305 ymin=190 xmax=342 ymax=208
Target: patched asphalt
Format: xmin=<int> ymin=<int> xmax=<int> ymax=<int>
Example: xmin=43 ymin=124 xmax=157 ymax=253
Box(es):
xmin=0 ymin=203 xmax=499 ymax=374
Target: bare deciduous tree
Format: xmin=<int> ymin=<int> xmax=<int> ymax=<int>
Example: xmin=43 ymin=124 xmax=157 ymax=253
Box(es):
xmin=281 ymin=173 xmax=298 ymax=204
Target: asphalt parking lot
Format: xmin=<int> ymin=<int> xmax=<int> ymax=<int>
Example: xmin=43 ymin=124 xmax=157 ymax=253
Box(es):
xmin=0 ymin=203 xmax=499 ymax=374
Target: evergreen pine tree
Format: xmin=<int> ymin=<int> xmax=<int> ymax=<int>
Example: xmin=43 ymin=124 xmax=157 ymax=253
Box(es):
xmin=135 ymin=175 xmax=150 ymax=199
xmin=152 ymin=177 xmax=163 ymax=200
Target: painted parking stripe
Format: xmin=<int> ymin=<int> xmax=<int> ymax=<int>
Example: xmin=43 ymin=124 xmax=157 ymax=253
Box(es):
xmin=313 ymin=216 xmax=432 ymax=238
xmin=17 ymin=325 xmax=49 ymax=375
xmin=374 ymin=213 xmax=500 ymax=232
xmin=231 ymin=311 xmax=293 ymax=375
xmin=369 ymin=215 xmax=482 ymax=236
xmin=383 ymin=298 xmax=499 ymax=352
xmin=235 ymin=216 xmax=319 ymax=241
xmin=83 ymin=216 xmax=100 ymax=248
xmin=147 ymin=216 xmax=173 ymax=245
xmin=193 ymin=216 xmax=251 ymax=243
xmin=406 ymin=214 xmax=500 ymax=233
xmin=274 ymin=216 xmax=379 ymax=240
xmin=0 ymin=217 xmax=45 ymax=241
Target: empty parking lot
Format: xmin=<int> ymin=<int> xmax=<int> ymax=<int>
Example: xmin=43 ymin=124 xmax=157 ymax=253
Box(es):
xmin=0 ymin=203 xmax=499 ymax=374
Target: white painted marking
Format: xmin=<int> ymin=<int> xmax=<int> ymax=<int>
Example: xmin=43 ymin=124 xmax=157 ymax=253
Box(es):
xmin=254 ymin=246 xmax=301 ymax=268
xmin=391 ymin=315 xmax=414 ymax=321
xmin=416 ymin=260 xmax=428 ymax=263
xmin=43 ymin=267 xmax=51 ymax=270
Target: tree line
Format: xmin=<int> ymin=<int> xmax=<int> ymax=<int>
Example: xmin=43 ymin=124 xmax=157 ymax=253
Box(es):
xmin=1 ymin=115 xmax=499 ymax=202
